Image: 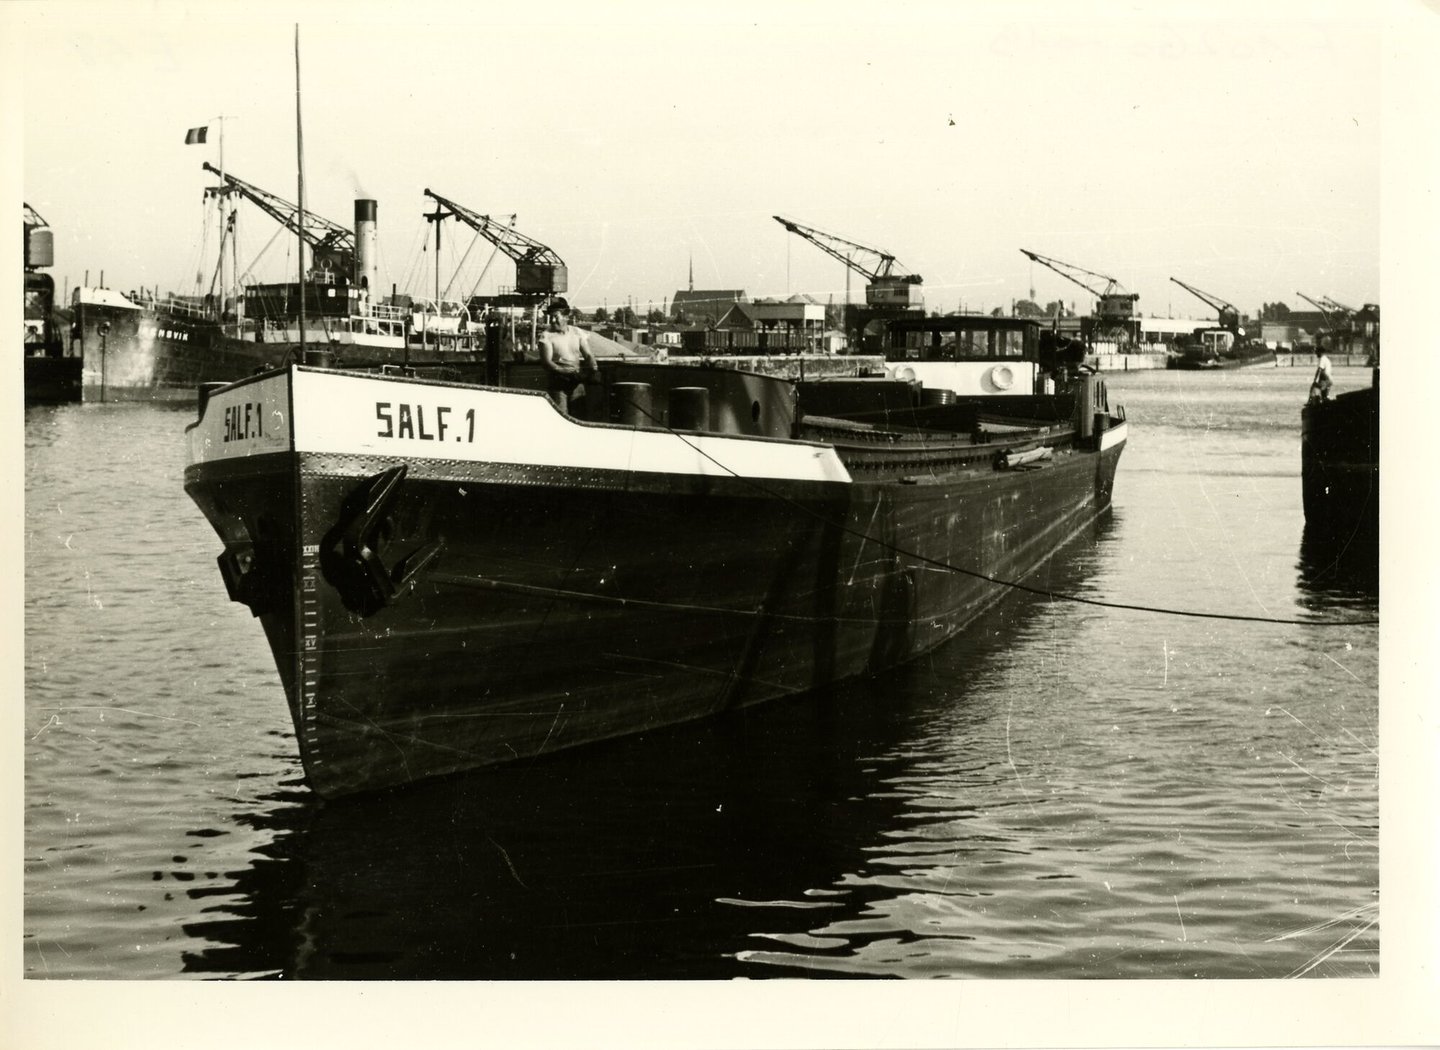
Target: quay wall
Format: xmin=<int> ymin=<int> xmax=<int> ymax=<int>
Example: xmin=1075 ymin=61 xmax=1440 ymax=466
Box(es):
xmin=1084 ymin=352 xmax=1170 ymax=372
xmin=663 ymin=354 xmax=888 ymax=380
xmin=1272 ymin=353 xmax=1372 ymax=368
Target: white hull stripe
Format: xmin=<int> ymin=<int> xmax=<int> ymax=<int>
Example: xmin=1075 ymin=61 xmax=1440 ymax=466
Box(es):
xmin=188 ymin=368 xmax=854 ymax=485
xmin=1099 ymin=419 xmax=1128 ymax=452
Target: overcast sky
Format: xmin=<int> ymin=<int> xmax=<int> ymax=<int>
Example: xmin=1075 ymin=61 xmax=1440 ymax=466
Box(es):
xmin=13 ymin=0 xmax=1389 ymax=319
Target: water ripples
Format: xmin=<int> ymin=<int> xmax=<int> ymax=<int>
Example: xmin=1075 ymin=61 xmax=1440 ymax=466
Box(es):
xmin=24 ymin=369 xmax=1379 ymax=979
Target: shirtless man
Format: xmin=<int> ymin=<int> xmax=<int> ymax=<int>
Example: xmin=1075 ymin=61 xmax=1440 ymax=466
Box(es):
xmin=537 ymin=297 xmax=598 ymax=416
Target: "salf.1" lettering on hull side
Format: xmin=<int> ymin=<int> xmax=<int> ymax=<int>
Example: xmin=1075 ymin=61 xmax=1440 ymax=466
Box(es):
xmin=223 ymin=402 xmax=265 ymax=442
xmin=376 ymin=402 xmax=476 ymax=443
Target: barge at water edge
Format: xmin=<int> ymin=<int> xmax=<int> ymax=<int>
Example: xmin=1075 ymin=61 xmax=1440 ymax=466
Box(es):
xmin=1300 ymin=304 xmax=1379 ymax=547
xmin=1301 ymin=369 xmax=1378 ymax=544
xmin=23 ymin=204 xmax=82 ymax=405
xmin=183 ymin=313 xmax=1127 ymax=798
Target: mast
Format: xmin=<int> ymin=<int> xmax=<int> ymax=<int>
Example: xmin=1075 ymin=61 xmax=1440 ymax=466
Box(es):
xmin=295 ymin=24 xmax=306 ymax=358
xmin=220 ymin=116 xmax=228 ymax=321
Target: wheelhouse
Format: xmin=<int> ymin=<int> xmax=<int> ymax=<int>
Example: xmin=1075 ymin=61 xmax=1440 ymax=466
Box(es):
xmin=878 ymin=314 xmax=1043 ymax=396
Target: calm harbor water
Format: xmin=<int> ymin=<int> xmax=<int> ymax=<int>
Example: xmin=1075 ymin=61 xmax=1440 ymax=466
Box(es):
xmin=23 ymin=365 xmax=1379 ymax=980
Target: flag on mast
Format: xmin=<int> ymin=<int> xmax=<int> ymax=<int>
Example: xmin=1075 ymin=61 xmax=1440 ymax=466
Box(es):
xmin=184 ymin=126 xmax=208 ymax=145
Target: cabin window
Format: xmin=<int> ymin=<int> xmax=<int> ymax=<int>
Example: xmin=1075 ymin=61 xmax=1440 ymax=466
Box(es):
xmin=996 ymin=330 xmax=1025 ymax=357
xmin=964 ymin=330 xmax=990 ymax=358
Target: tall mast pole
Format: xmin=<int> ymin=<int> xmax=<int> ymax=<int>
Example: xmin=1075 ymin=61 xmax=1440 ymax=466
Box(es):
xmin=209 ymin=115 xmax=224 ymax=318
xmin=219 ymin=115 xmax=226 ymax=315
xmin=219 ymin=115 xmax=238 ymax=326
xmin=295 ymin=25 xmax=306 ymax=358
xmin=423 ymin=201 xmax=453 ymax=352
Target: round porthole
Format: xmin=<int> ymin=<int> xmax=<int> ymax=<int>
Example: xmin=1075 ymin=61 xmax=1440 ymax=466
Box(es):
xmin=989 ymin=365 xmax=1015 ymax=390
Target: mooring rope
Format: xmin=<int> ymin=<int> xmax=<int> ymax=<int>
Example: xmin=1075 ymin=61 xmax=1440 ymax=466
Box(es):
xmin=622 ymin=399 xmax=1378 ymax=628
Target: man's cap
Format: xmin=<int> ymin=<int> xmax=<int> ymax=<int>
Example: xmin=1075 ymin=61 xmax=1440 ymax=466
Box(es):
xmin=545 ymin=297 xmax=571 ymax=314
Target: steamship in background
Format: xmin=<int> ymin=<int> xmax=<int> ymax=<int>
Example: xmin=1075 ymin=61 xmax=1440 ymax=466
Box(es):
xmin=69 ymin=165 xmax=493 ymax=402
xmin=23 ymin=203 xmax=82 ymax=404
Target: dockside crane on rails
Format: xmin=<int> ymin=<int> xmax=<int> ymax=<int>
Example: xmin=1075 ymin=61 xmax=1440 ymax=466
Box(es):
xmin=774 ymin=215 xmax=924 ymax=349
xmin=772 ymin=215 xmax=924 ymax=313
xmin=424 ymin=189 xmax=568 ymax=364
xmin=1324 ymin=297 xmax=1381 ymax=363
xmin=1296 ymin=291 xmax=1345 ymax=337
xmin=1019 ymin=249 xmax=1139 ymax=323
xmin=1168 ymin=277 xmax=1243 ymax=333
xmin=422 ymin=188 xmax=567 ymax=302
xmin=1296 ymin=291 xmax=1359 ymax=354
xmin=1021 ymin=249 xmax=1142 ymax=350
xmin=201 ymin=161 xmax=355 ymax=279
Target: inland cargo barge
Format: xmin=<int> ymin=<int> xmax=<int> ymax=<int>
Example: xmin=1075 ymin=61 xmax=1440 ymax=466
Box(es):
xmin=1169 ymin=331 xmax=1274 ymax=370
xmin=1166 ymin=276 xmax=1274 ymax=370
xmin=183 ymin=312 xmax=1128 ymax=798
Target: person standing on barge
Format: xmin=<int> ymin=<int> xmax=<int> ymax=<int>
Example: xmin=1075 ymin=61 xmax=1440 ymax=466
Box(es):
xmin=538 ymin=297 xmax=598 ymax=416
xmin=1311 ymin=337 xmax=1334 ymax=402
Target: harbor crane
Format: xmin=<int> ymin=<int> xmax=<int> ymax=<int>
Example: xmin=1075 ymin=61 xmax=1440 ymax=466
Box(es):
xmin=1168 ymin=277 xmax=1242 ymax=332
xmin=1296 ymin=291 xmax=1342 ymax=331
xmin=422 ymin=189 xmax=566 ymax=299
xmin=1020 ymin=249 xmax=1139 ymax=321
xmin=1296 ymin=290 xmax=1361 ymax=353
xmin=773 ymin=215 xmax=923 ymax=312
xmin=201 ymin=162 xmax=354 ymax=277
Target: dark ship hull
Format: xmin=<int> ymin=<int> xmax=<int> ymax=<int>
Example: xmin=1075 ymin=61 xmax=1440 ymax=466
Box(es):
xmin=1301 ymin=377 xmax=1378 ymax=542
xmin=1170 ymin=344 xmax=1275 ymax=370
xmin=71 ymin=290 xmax=483 ymax=402
xmin=23 ymin=226 xmax=81 ymax=404
xmin=185 ymin=360 xmax=1127 ymax=798
xmin=24 ymin=355 xmax=83 ymax=404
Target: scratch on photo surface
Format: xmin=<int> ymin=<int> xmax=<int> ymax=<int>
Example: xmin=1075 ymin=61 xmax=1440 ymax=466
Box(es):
xmin=1321 ymin=650 xmax=1364 ymax=683
xmin=489 ymin=836 xmax=528 ymax=888
xmin=1005 ymin=699 xmax=1039 ymax=816
xmin=1342 ymin=726 xmax=1377 ymax=756
xmin=33 ymin=706 xmax=202 ymax=728
xmin=1276 ymin=752 xmax=1333 ymax=788
xmin=1275 ymin=706 xmax=1314 ymax=735
xmin=31 ymin=715 xmax=61 ymax=740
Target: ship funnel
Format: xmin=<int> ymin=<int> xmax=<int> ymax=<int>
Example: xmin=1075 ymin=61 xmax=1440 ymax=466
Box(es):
xmin=354 ymin=199 xmax=379 ymax=295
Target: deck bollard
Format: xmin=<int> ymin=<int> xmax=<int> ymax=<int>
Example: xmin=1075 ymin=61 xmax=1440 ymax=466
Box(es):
xmin=610 ymin=382 xmax=654 ymax=427
xmin=668 ymin=386 xmax=710 ymax=432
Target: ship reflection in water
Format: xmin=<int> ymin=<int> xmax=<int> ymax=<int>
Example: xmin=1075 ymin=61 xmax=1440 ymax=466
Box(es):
xmin=1296 ymin=526 xmax=1379 ymax=605
xmin=178 ymin=526 xmax=1115 ymax=981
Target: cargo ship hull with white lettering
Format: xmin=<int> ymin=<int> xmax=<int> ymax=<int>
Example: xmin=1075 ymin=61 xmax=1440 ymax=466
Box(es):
xmin=184 ymin=326 xmax=1127 ymax=798
xmin=69 ymin=281 xmax=481 ymax=403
